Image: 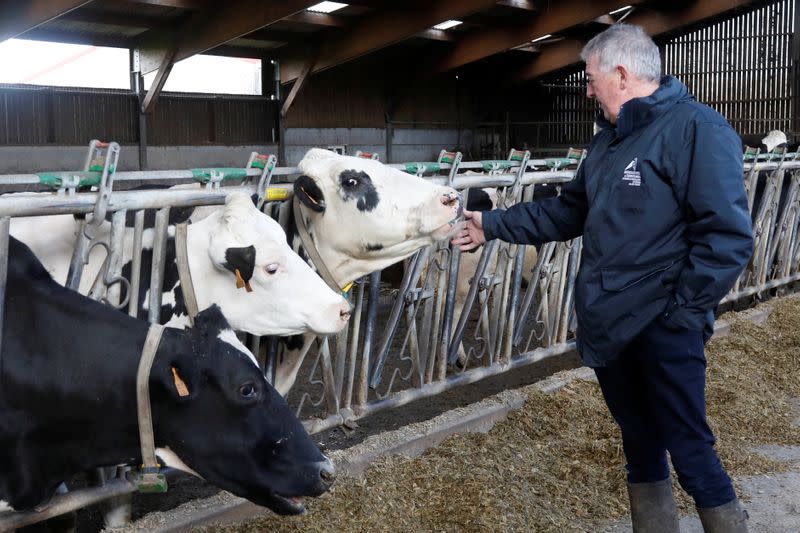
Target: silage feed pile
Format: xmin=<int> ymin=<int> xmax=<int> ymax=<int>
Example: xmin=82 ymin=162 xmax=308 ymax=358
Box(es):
xmin=213 ymin=297 xmax=800 ymax=533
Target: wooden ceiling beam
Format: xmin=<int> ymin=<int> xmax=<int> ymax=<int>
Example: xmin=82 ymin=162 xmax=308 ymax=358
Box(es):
xmin=495 ymin=0 xmax=537 ymax=11
xmin=283 ymin=11 xmax=349 ymax=27
xmin=512 ymin=0 xmax=761 ymax=82
xmin=117 ymin=0 xmax=212 ymax=9
xmin=434 ymin=0 xmax=643 ymax=74
xmin=136 ymin=0 xmax=318 ymax=75
xmin=59 ymin=9 xmax=168 ymax=29
xmin=280 ymin=0 xmax=497 ymax=84
xmin=415 ymin=29 xmax=456 ymax=42
xmin=15 ymin=28 xmax=134 ymax=48
xmin=0 ymin=0 xmax=93 ymax=42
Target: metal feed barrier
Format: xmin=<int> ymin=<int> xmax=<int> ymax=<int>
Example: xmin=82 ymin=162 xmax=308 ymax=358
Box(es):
xmin=0 ymin=140 xmax=797 ymax=529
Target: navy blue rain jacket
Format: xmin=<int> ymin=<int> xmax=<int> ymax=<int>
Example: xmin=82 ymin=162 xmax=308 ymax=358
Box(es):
xmin=482 ymin=76 xmax=754 ymax=367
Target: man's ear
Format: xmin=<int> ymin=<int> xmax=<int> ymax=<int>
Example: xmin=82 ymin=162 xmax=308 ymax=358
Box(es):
xmin=616 ymin=65 xmax=628 ymax=89
xmin=223 ymin=245 xmax=256 ymax=291
xmin=294 ymin=175 xmax=326 ymax=213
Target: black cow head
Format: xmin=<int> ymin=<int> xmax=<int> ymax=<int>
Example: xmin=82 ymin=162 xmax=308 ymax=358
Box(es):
xmin=151 ymin=305 xmax=334 ymax=514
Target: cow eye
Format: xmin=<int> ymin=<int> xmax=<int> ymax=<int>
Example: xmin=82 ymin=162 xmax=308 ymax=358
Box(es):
xmin=265 ymin=263 xmax=279 ymax=275
xmin=239 ymin=382 xmax=257 ymax=399
xmin=345 ymin=177 xmax=359 ymax=188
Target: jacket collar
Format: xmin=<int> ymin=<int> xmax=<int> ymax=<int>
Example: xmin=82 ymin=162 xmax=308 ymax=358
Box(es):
xmin=595 ymin=76 xmax=693 ymax=138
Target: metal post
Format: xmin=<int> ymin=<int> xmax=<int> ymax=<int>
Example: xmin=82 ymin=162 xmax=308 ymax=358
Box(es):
xmin=131 ymin=49 xmax=147 ymax=171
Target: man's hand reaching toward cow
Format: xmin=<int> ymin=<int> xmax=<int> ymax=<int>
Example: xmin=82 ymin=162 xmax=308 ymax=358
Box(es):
xmin=451 ymin=209 xmax=486 ymax=252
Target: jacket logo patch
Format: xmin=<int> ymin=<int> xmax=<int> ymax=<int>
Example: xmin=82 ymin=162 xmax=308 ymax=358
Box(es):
xmin=622 ymin=158 xmax=642 ymax=187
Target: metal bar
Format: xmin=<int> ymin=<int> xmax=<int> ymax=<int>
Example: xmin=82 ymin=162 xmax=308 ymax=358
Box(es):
xmin=147 ymin=207 xmax=170 ymax=324
xmin=0 ymin=478 xmax=136 ymax=531
xmin=356 ymin=271 xmax=381 ymax=409
xmin=721 ymin=272 xmax=800 ymax=304
xmin=344 ymin=278 xmax=365 ymax=410
xmin=369 ymin=250 xmax=427 ymax=389
xmin=127 ymin=210 xmax=145 ymax=317
xmin=304 ymin=340 xmax=576 ymax=435
xmin=0 ymin=216 xmax=9 ymax=363
xmin=448 ymin=240 xmax=497 ymax=365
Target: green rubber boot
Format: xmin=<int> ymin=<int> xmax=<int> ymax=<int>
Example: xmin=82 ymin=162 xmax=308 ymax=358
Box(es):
xmin=627 ymin=479 xmax=680 ymax=533
xmin=698 ymin=498 xmax=749 ymax=533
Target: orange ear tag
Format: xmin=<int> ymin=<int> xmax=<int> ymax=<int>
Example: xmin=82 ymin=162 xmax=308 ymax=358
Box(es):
xmin=171 ymin=367 xmax=190 ymax=397
xmin=234 ymin=268 xmax=253 ymax=292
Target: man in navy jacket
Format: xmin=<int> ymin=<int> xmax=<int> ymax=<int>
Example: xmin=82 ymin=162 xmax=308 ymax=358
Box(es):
xmin=453 ymin=24 xmax=753 ymax=533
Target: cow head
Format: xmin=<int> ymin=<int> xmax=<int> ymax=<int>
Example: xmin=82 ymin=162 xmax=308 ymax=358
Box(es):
xmin=190 ymin=193 xmax=350 ymax=337
xmin=294 ymin=148 xmax=462 ymax=285
xmin=153 ymin=305 xmax=334 ymax=515
xmin=761 ymin=130 xmax=788 ymax=153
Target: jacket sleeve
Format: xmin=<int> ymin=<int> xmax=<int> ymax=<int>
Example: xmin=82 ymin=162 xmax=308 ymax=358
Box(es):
xmin=481 ymin=165 xmax=588 ymax=245
xmin=666 ymin=121 xmax=754 ymax=330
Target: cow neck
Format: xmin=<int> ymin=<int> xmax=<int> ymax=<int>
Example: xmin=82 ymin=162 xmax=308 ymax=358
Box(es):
xmin=174 ymin=222 xmax=200 ymax=325
xmin=136 ymin=323 xmax=165 ymax=485
xmin=292 ymin=196 xmax=352 ymax=296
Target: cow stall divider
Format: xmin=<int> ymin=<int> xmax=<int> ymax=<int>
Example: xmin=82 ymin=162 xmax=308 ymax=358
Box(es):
xmin=0 ymin=141 xmax=798 ymax=529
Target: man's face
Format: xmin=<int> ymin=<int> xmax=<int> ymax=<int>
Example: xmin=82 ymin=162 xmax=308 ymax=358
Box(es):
xmin=585 ymin=55 xmax=624 ymax=124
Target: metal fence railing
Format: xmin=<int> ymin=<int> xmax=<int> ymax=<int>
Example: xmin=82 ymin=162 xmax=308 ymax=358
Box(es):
xmin=1 ymin=141 xmax=799 ymax=529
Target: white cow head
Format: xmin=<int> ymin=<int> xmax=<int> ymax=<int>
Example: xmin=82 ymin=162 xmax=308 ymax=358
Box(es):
xmin=188 ymin=193 xmax=350 ymax=337
xmin=762 ymin=130 xmax=788 ymax=153
xmin=294 ymin=148 xmax=462 ymax=286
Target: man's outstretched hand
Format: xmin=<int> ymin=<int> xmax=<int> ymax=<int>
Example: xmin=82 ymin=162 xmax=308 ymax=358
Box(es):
xmin=451 ymin=209 xmax=486 ymax=252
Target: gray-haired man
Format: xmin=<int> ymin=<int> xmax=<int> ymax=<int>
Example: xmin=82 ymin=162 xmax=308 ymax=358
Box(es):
xmin=453 ymin=24 xmax=753 ymax=532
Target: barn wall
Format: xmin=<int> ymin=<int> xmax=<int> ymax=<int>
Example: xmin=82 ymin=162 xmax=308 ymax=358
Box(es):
xmin=0 ymin=85 xmax=278 ymax=146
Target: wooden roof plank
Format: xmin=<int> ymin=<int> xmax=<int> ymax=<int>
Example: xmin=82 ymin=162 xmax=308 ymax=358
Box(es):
xmin=137 ymin=0 xmax=318 ymax=75
xmin=434 ymin=0 xmax=644 ymax=74
xmin=280 ymin=0 xmax=498 ymax=84
xmin=0 ymin=0 xmax=93 ymax=42
xmin=512 ymin=0 xmax=760 ymax=82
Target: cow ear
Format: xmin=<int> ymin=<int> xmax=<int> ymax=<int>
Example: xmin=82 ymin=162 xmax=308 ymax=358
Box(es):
xmin=223 ymin=245 xmax=256 ymax=291
xmin=294 ymin=175 xmax=326 ymax=213
xmin=194 ymin=304 xmax=228 ymax=338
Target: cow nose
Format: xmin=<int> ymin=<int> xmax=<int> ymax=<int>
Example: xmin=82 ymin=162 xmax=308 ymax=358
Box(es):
xmin=318 ymin=458 xmax=336 ymax=487
xmin=441 ymin=189 xmax=461 ymax=208
xmin=339 ymin=302 xmax=352 ymax=322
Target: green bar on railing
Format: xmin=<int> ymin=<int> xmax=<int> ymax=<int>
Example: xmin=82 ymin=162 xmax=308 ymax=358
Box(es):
xmin=38 ymin=171 xmax=103 ymax=189
xmin=481 ymin=160 xmax=515 ymax=172
xmin=190 ymin=168 xmax=249 ymax=183
xmin=544 ymin=158 xmax=578 ymax=169
xmin=403 ymin=162 xmax=441 ymax=175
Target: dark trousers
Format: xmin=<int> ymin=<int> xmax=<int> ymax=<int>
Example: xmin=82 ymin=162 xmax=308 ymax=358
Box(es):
xmin=594 ymin=317 xmax=736 ymax=508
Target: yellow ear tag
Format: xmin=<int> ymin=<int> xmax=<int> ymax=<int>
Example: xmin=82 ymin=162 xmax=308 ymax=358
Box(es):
xmin=171 ymin=367 xmax=190 ymax=397
xmin=234 ymin=268 xmax=253 ymax=293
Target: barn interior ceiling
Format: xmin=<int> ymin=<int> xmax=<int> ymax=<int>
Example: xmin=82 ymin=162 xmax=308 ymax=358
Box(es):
xmin=0 ymin=0 xmax=776 ymax=109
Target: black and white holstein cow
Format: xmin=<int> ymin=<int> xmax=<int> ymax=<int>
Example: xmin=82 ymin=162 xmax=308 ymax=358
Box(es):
xmin=10 ymin=192 xmax=351 ymax=337
xmin=0 ymin=236 xmax=334 ymax=516
xmin=275 ymin=148 xmax=463 ymax=395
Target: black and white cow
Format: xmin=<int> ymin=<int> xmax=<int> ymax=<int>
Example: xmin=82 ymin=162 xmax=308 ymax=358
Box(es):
xmin=274 ymin=148 xmax=463 ymax=395
xmin=10 ymin=192 xmax=351 ymax=337
xmin=0 ymin=236 xmax=334 ymax=516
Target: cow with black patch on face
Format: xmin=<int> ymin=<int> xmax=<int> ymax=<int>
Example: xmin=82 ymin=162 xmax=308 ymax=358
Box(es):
xmin=9 ymin=192 xmax=351 ymax=337
xmin=292 ymin=148 xmax=462 ymax=286
xmin=273 ymin=148 xmax=462 ymax=395
xmin=0 ymin=237 xmax=334 ymax=517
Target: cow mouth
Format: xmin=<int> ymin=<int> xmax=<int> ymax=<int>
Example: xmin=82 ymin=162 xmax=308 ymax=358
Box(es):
xmin=263 ymin=492 xmax=307 ymax=515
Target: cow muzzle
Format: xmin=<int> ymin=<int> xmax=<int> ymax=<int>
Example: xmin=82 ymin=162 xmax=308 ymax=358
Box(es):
xmin=441 ymin=189 xmax=463 ymax=225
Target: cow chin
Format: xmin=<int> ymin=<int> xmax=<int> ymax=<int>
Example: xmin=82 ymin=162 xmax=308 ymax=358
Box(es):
xmin=257 ymin=491 xmax=309 ymax=516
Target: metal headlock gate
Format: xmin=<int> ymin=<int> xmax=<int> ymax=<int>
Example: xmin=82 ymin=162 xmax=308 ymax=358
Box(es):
xmin=1 ymin=140 xmax=798 ymax=529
